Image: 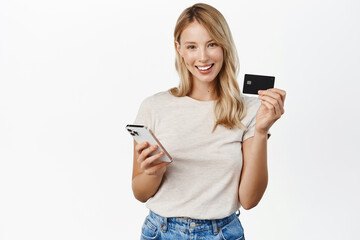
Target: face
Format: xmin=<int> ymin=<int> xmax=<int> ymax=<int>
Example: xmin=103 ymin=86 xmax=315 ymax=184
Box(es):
xmin=176 ymin=21 xmax=224 ymax=85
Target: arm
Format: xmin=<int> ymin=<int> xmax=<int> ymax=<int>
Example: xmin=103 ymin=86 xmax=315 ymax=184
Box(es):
xmin=239 ymin=131 xmax=268 ymax=210
xmin=239 ymin=88 xmax=286 ymax=210
xmin=132 ymin=140 xmax=170 ymax=202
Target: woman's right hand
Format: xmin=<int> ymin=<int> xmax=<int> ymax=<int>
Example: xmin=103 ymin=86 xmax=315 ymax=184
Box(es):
xmin=135 ymin=141 xmax=171 ymax=177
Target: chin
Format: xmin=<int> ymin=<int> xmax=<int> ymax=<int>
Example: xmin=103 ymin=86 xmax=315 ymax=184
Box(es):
xmin=198 ymin=77 xmax=216 ymax=83
xmin=194 ymin=73 xmax=218 ymax=82
xmin=191 ymin=72 xmax=219 ymax=83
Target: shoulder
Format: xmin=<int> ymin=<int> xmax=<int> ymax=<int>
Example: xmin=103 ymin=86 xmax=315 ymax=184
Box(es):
xmin=142 ymin=90 xmax=173 ymax=103
xmin=151 ymin=90 xmax=173 ymax=100
xmin=139 ymin=90 xmax=174 ymax=108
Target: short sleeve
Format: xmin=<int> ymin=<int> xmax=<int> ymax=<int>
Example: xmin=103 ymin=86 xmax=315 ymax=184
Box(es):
xmin=242 ymin=115 xmax=271 ymax=141
xmin=242 ymin=96 xmax=271 ymax=141
xmin=133 ymin=97 xmax=153 ymax=129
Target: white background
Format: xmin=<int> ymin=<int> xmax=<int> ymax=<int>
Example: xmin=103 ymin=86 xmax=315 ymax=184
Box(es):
xmin=1 ymin=0 xmax=359 ymax=239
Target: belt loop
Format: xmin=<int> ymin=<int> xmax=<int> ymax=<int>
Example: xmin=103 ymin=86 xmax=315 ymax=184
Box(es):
xmin=151 ymin=210 xmax=168 ymax=233
xmin=161 ymin=216 xmax=168 ymax=232
xmin=211 ymin=220 xmax=219 ymax=235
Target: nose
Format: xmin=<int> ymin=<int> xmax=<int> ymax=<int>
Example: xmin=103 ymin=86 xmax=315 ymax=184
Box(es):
xmin=198 ymin=47 xmax=209 ymax=62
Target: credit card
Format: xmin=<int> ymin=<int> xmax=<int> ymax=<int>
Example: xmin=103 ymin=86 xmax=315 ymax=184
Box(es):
xmin=242 ymin=74 xmax=275 ymax=95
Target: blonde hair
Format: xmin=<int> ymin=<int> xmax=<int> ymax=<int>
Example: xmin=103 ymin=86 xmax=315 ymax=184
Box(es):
xmin=169 ymin=3 xmax=247 ymax=132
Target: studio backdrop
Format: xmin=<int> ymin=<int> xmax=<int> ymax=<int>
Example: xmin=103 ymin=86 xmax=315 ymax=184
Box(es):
xmin=0 ymin=0 xmax=359 ymax=239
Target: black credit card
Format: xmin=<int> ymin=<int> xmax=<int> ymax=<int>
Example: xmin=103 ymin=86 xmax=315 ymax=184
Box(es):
xmin=242 ymin=74 xmax=275 ymax=95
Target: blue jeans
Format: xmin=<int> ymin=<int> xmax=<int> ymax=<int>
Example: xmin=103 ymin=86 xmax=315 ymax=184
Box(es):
xmin=140 ymin=210 xmax=245 ymax=240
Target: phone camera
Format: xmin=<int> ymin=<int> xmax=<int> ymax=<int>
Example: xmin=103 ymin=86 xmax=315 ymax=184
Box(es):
xmin=127 ymin=128 xmax=139 ymax=136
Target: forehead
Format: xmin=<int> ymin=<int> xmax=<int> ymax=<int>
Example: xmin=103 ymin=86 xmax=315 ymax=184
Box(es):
xmin=180 ymin=21 xmax=212 ymax=43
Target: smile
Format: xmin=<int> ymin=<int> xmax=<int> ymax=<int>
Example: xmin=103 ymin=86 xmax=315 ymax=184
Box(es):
xmin=195 ymin=64 xmax=214 ymax=70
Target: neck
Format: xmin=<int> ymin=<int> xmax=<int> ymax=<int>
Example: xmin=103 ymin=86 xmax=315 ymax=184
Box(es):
xmin=187 ymin=79 xmax=218 ymax=101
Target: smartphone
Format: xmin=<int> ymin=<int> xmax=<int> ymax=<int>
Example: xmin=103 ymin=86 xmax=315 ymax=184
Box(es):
xmin=242 ymin=74 xmax=275 ymax=95
xmin=126 ymin=124 xmax=172 ymax=164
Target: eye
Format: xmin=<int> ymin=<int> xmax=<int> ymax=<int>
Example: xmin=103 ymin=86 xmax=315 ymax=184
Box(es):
xmin=208 ymin=42 xmax=218 ymax=47
xmin=187 ymin=45 xmax=196 ymax=49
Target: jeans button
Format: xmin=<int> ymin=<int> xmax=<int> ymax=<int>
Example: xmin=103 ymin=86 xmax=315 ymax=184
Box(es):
xmin=190 ymin=222 xmax=196 ymax=228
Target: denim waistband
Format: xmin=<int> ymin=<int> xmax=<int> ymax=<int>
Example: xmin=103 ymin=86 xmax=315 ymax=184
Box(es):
xmin=149 ymin=210 xmax=240 ymax=235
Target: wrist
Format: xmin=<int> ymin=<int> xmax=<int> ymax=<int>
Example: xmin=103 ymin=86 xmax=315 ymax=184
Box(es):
xmin=255 ymin=128 xmax=268 ymax=138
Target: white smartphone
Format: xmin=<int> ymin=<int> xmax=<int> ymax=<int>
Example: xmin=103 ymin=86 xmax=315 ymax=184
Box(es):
xmin=126 ymin=124 xmax=172 ymax=164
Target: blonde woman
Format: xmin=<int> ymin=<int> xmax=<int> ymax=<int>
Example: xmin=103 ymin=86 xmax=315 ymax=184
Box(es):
xmin=131 ymin=3 xmax=286 ymax=240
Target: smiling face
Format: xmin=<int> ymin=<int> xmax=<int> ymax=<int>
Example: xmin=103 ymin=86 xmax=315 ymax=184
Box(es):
xmin=176 ymin=20 xmax=224 ymax=85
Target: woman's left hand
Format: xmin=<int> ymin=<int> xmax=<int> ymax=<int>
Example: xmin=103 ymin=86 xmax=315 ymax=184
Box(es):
xmin=255 ymin=88 xmax=286 ymax=135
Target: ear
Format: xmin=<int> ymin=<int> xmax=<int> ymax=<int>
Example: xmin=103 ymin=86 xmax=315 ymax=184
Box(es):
xmin=175 ymin=40 xmax=182 ymax=56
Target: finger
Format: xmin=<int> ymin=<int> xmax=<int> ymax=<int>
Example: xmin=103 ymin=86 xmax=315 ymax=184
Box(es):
xmin=144 ymin=162 xmax=171 ymax=175
xmin=273 ymin=99 xmax=282 ymax=118
xmin=268 ymin=88 xmax=286 ymax=102
xmin=259 ymin=90 xmax=284 ymax=111
xmin=140 ymin=150 xmax=164 ymax=169
xmin=135 ymin=141 xmax=148 ymax=155
xmin=259 ymin=88 xmax=286 ymax=104
xmin=136 ymin=142 xmax=149 ymax=163
xmin=259 ymin=94 xmax=278 ymax=109
xmin=138 ymin=144 xmax=158 ymax=163
xmin=268 ymin=88 xmax=286 ymax=114
xmin=142 ymin=150 xmax=164 ymax=168
xmin=260 ymin=98 xmax=277 ymax=116
xmin=259 ymin=95 xmax=282 ymax=118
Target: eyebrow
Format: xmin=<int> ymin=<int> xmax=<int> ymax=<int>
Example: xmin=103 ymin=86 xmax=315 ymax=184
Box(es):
xmin=184 ymin=39 xmax=214 ymax=44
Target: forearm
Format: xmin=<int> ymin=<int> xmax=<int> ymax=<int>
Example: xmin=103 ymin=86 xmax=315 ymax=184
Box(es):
xmin=132 ymin=172 xmax=164 ymax=203
xmin=239 ymin=130 xmax=268 ymax=209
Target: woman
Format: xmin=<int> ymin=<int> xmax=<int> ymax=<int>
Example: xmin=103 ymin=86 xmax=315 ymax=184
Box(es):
xmin=131 ymin=3 xmax=286 ymax=239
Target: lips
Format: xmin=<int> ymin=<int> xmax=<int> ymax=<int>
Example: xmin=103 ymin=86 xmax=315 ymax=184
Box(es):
xmin=195 ymin=64 xmax=214 ymax=70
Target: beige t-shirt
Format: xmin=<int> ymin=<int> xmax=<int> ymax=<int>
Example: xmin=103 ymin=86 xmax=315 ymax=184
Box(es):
xmin=134 ymin=90 xmax=270 ymax=219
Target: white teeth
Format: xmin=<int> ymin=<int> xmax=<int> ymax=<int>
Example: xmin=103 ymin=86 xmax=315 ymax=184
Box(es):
xmin=197 ymin=64 xmax=213 ymax=70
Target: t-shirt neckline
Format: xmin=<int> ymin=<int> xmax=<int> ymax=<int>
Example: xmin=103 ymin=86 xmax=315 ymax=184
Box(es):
xmin=184 ymin=95 xmax=217 ymax=103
